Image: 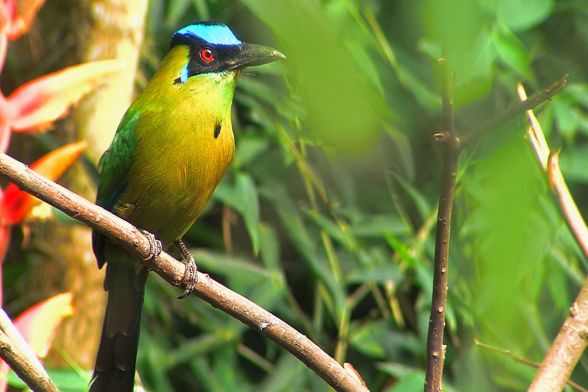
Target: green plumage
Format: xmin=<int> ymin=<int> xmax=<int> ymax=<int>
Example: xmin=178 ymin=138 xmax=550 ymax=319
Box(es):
xmin=90 ymin=23 xmax=283 ymax=392
xmin=91 ymin=46 xmax=237 ymax=392
xmin=94 ymin=46 xmax=236 ymax=257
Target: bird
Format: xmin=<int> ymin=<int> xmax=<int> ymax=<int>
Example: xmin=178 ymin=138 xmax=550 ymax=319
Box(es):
xmin=89 ymin=22 xmax=284 ymax=392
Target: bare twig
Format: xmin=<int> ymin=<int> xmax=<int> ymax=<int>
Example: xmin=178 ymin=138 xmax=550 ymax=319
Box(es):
xmin=424 ymin=60 xmax=460 ymax=392
xmin=0 ymin=309 xmax=58 ymax=392
xmin=0 ymin=153 xmax=367 ymax=392
xmin=423 ymin=72 xmax=566 ymax=391
xmin=517 ymin=84 xmax=588 ymax=392
xmin=475 ymin=339 xmax=588 ymax=392
xmin=519 ymin=83 xmax=588 ymax=256
xmin=461 ymin=76 xmax=568 ymax=146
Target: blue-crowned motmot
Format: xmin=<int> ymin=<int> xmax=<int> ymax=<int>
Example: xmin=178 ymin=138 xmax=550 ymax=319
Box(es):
xmin=90 ymin=22 xmax=284 ymax=391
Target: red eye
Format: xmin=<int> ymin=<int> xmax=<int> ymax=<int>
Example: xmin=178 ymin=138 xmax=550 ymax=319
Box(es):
xmin=199 ymin=48 xmax=215 ymax=63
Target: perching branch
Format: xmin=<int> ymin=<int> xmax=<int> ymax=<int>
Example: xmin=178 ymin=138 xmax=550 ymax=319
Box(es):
xmin=424 ymin=59 xmax=459 ymax=392
xmin=517 ymin=84 xmax=588 ymax=392
xmin=0 ymin=309 xmax=58 ymax=392
xmin=460 ymin=76 xmax=568 ymax=146
xmin=0 ymin=153 xmax=368 ymax=392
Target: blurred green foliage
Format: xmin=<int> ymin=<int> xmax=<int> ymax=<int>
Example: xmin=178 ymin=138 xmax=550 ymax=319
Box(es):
xmin=5 ymin=0 xmax=588 ymax=390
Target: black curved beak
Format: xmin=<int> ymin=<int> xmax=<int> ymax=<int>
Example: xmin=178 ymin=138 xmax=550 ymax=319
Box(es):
xmin=227 ymin=43 xmax=285 ymax=70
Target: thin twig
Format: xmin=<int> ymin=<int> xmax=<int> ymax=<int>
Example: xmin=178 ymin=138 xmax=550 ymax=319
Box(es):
xmin=517 ymin=83 xmax=588 ymax=392
xmin=461 ymin=76 xmax=568 ymax=146
xmin=424 ymin=59 xmax=460 ymax=392
xmin=0 ymin=309 xmax=59 ymax=392
xmin=474 ymin=339 xmax=588 ymax=392
xmin=0 ymin=153 xmax=367 ymax=392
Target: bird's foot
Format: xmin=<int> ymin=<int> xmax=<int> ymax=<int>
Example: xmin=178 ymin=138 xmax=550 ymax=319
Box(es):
xmin=174 ymin=239 xmax=197 ymax=299
xmin=140 ymin=229 xmax=162 ymax=264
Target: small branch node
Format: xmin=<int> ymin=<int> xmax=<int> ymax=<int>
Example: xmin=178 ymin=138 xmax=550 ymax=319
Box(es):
xmin=570 ymin=303 xmax=578 ymax=318
xmin=433 ymin=132 xmax=449 ymax=142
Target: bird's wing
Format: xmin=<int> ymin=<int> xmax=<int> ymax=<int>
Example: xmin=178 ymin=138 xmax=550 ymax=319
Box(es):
xmin=92 ymin=108 xmax=140 ymax=268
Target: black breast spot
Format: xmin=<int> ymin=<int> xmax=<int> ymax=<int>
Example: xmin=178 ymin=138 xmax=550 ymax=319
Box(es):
xmin=214 ymin=123 xmax=222 ymax=139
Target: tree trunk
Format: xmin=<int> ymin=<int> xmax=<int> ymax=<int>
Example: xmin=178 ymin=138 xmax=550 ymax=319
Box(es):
xmin=37 ymin=0 xmax=148 ymax=368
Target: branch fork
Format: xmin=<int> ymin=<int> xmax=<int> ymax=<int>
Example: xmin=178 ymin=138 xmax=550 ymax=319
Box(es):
xmin=424 ymin=71 xmax=567 ymax=392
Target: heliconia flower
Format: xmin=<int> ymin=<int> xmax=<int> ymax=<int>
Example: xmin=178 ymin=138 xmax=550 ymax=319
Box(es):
xmin=0 ymin=221 xmax=8 ymax=299
xmin=0 ymin=140 xmax=88 ymax=225
xmin=0 ymin=1 xmax=10 ymax=32
xmin=0 ymin=2 xmax=11 ymax=74
xmin=0 ymin=0 xmax=45 ymax=74
xmin=0 ymin=131 xmax=87 ymax=307
xmin=5 ymin=59 xmax=125 ymax=133
xmin=0 ymin=292 xmax=73 ymax=392
xmin=14 ymin=292 xmax=74 ymax=357
xmin=5 ymin=0 xmax=45 ymax=41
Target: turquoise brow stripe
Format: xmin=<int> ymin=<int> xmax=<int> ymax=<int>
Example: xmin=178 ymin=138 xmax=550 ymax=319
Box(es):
xmin=175 ymin=24 xmax=242 ymax=46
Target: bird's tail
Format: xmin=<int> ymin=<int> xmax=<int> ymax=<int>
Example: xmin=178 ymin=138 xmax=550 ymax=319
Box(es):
xmin=90 ymin=255 xmax=148 ymax=392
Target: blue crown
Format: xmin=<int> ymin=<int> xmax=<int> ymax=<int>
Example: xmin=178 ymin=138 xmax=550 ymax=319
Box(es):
xmin=174 ymin=23 xmax=242 ymax=46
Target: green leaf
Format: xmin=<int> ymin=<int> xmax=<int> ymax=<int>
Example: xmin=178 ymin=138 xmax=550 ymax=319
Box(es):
xmin=377 ymin=362 xmax=421 ymax=378
xmin=260 ymin=355 xmax=307 ymax=392
xmin=303 ymin=209 xmax=351 ymax=249
xmin=195 ymin=250 xmax=272 ymax=284
xmin=214 ymin=173 xmax=261 ymax=254
xmin=192 ymin=0 xmax=210 ymax=19
xmin=392 ymin=174 xmax=432 ymax=221
xmin=559 ymin=145 xmax=588 ymax=183
xmin=211 ymin=348 xmax=249 ymax=392
xmin=423 ymin=0 xmax=496 ymax=93
xmin=385 ymin=372 xmax=425 ymax=392
xmin=347 ymin=263 xmax=402 ymax=284
xmin=390 ymin=42 xmax=441 ymax=110
xmin=261 ymin=183 xmax=346 ymax=319
xmin=552 ymin=95 xmax=579 ymax=138
xmin=165 ymin=0 xmax=191 ymax=26
xmin=493 ymin=25 xmax=535 ymax=80
xmin=259 ymin=224 xmax=281 ymax=271
xmin=385 ymin=234 xmax=417 ymax=268
xmin=8 ymin=368 xmax=90 ymax=391
xmin=349 ymin=320 xmax=421 ymax=359
xmin=350 ymin=214 xmax=410 ymax=238
xmin=162 ymin=334 xmax=226 ymax=369
xmin=564 ymin=83 xmax=588 ymax=109
xmin=233 ymin=136 xmax=271 ymax=169
xmin=240 ymin=0 xmax=388 ymax=151
xmin=487 ymin=0 xmax=554 ymax=31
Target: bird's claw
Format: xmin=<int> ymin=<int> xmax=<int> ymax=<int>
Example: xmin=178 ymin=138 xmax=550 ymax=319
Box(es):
xmin=178 ymin=257 xmax=197 ymax=299
xmin=140 ymin=229 xmax=162 ymax=263
xmin=174 ymin=239 xmax=198 ymax=299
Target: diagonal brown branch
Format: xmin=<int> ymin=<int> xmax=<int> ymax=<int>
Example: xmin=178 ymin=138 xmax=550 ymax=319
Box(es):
xmin=0 ymin=153 xmax=368 ymax=392
xmin=517 ymin=83 xmax=588 ymax=392
xmin=0 ymin=309 xmax=59 ymax=392
xmin=461 ymin=76 xmax=568 ymax=146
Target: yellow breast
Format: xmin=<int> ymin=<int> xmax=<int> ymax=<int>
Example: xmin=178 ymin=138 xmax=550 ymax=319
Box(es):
xmin=117 ymin=46 xmax=237 ymax=245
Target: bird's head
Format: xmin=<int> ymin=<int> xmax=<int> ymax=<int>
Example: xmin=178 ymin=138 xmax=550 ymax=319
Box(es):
xmin=170 ymin=22 xmax=285 ymax=84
